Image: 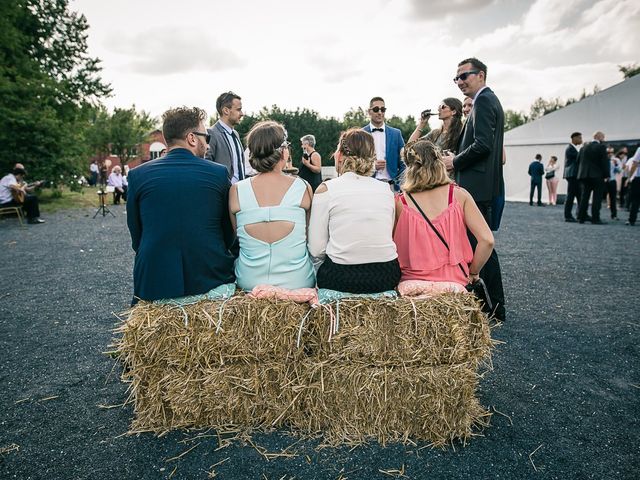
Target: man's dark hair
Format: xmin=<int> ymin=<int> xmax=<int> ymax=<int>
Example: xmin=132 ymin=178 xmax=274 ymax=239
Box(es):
xmin=570 ymin=132 xmax=582 ymax=139
xmin=535 ymin=153 xmax=542 ymax=160
xmin=458 ymin=57 xmax=488 ymax=79
xmin=369 ymin=96 xmax=385 ymax=107
xmin=216 ymin=91 xmax=241 ymax=116
xmin=162 ymin=107 xmax=207 ymax=146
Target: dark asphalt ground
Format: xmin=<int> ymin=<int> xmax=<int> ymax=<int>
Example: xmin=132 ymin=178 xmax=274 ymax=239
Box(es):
xmin=0 ymin=201 xmax=638 ymax=480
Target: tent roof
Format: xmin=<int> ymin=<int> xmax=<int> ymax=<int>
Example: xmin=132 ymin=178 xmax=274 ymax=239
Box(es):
xmin=504 ymin=74 xmax=640 ymax=146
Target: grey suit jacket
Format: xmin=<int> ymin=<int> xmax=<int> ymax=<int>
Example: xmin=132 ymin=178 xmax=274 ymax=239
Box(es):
xmin=205 ymin=120 xmax=244 ymax=180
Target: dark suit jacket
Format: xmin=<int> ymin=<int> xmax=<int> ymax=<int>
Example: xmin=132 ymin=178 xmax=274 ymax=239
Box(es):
xmin=454 ymin=87 xmax=504 ymax=203
xmin=528 ymin=161 xmax=544 ymax=181
xmin=126 ymin=148 xmax=236 ymax=302
xmin=362 ymin=124 xmax=406 ymax=190
xmin=577 ymin=141 xmax=609 ymax=180
xmin=205 ymin=120 xmax=245 ymax=180
xmin=563 ymin=144 xmax=579 ymax=179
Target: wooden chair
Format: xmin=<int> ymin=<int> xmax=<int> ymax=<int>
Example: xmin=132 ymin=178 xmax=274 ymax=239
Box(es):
xmin=0 ymin=205 xmax=25 ymax=226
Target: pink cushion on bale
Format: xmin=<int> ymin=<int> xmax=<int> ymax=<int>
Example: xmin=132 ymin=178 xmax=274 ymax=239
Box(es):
xmin=398 ymin=279 xmax=467 ymax=299
xmin=249 ymin=285 xmax=319 ymax=305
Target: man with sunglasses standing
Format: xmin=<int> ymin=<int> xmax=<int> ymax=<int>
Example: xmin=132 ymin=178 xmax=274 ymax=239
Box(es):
xmin=206 ymin=91 xmax=246 ymax=183
xmin=442 ymin=58 xmax=506 ymax=322
xmin=126 ymin=107 xmax=236 ymax=304
xmin=363 ymin=97 xmax=405 ymax=191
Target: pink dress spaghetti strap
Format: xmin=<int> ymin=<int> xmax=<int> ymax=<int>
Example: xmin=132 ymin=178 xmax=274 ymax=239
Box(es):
xmin=393 ymin=184 xmax=473 ymax=288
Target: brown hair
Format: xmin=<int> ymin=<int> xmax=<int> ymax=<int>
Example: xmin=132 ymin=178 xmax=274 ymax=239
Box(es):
xmin=401 ymin=140 xmax=452 ymax=193
xmin=337 ymin=128 xmax=376 ymax=176
xmin=246 ymin=120 xmax=286 ymax=173
xmin=439 ymin=97 xmax=464 ymax=152
xmin=458 ymin=57 xmax=488 ymax=79
xmin=162 ymin=107 xmax=207 ymax=146
xmin=216 ymin=91 xmax=241 ymax=115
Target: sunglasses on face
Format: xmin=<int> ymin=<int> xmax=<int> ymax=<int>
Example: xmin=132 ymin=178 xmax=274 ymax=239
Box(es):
xmin=370 ymin=106 xmax=387 ymax=113
xmin=191 ymin=131 xmax=211 ymax=143
xmin=453 ymin=70 xmax=480 ymax=83
xmin=438 ymin=104 xmax=450 ymax=110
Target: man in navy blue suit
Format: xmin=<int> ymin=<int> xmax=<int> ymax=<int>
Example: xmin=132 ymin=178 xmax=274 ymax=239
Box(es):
xmin=362 ymin=97 xmax=405 ymax=191
xmin=126 ymin=107 xmax=236 ymax=304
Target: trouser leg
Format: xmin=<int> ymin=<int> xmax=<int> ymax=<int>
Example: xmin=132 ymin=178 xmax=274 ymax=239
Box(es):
xmin=629 ymin=178 xmax=640 ymax=224
xmin=590 ymin=179 xmax=604 ymax=222
xmin=606 ymin=180 xmax=617 ymax=218
xmin=529 ymin=182 xmax=535 ymax=204
xmin=470 ymin=201 xmax=506 ymax=320
xmin=578 ymin=180 xmax=592 ymax=221
xmin=565 ymin=178 xmax=578 ymax=218
xmin=22 ymin=194 xmax=40 ymax=219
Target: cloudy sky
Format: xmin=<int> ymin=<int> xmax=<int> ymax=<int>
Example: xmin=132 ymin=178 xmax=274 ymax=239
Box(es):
xmin=72 ymin=0 xmax=639 ymax=121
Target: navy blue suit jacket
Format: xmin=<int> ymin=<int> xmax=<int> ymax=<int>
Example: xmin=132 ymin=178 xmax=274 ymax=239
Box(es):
xmin=126 ymin=148 xmax=236 ymax=303
xmin=362 ymin=124 xmax=406 ymax=190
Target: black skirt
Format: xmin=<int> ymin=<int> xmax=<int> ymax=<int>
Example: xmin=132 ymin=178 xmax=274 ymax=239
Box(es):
xmin=316 ymin=256 xmax=401 ymax=294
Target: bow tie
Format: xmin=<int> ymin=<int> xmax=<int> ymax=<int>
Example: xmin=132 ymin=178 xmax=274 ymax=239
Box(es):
xmin=371 ymin=128 xmax=384 ymax=132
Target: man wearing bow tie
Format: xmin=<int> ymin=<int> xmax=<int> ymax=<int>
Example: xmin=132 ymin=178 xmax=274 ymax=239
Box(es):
xmin=362 ymin=97 xmax=405 ymax=191
xmin=206 ymin=91 xmax=246 ymax=184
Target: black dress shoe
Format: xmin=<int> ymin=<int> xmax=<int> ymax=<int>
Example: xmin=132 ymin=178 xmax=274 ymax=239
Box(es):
xmin=565 ymin=217 xmax=577 ymax=222
xmin=626 ymin=221 xmax=635 ymax=226
xmin=28 ymin=218 xmax=45 ymax=224
xmin=591 ymin=220 xmax=607 ymax=225
xmin=585 ymin=215 xmax=592 ymax=222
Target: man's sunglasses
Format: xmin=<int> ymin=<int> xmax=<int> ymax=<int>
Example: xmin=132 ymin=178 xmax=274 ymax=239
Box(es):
xmin=192 ymin=131 xmax=211 ymax=143
xmin=370 ymin=106 xmax=387 ymax=113
xmin=453 ymin=70 xmax=480 ymax=83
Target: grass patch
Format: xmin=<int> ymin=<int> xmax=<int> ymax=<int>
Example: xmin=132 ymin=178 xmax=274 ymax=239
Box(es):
xmin=38 ymin=186 xmax=106 ymax=213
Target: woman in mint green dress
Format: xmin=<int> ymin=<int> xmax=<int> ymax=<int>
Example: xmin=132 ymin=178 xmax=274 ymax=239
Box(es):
xmin=229 ymin=121 xmax=315 ymax=291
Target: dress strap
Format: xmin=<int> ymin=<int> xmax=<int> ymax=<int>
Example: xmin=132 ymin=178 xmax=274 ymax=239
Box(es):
xmin=236 ymin=179 xmax=260 ymax=210
xmin=398 ymin=192 xmax=409 ymax=206
xmin=280 ymin=177 xmax=306 ymax=207
xmin=448 ymin=184 xmax=454 ymax=205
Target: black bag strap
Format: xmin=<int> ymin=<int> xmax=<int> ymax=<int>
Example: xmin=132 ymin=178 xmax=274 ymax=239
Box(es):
xmin=405 ymin=191 xmax=468 ymax=277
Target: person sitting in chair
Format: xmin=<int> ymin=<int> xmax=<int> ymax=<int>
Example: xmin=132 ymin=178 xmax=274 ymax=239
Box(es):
xmin=0 ymin=164 xmax=44 ymax=224
xmin=107 ymin=165 xmax=128 ymax=204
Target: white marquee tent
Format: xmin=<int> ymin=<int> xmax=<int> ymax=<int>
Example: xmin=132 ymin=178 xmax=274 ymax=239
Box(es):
xmin=503 ymin=74 xmax=640 ymax=202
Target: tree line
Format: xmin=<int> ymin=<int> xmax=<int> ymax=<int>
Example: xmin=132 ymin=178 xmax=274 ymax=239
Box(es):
xmin=2 ymin=1 xmax=637 ymax=180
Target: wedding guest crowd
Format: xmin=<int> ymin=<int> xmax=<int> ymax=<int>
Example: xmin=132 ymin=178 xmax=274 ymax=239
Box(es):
xmin=126 ymin=57 xmax=512 ymax=322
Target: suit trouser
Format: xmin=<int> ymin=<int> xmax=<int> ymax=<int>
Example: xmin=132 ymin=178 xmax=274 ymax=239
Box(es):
xmin=564 ymin=177 xmax=580 ymax=219
xmin=605 ymin=180 xmax=617 ymax=218
xmin=578 ymin=178 xmax=605 ymax=222
xmin=529 ymin=180 xmax=542 ymax=205
xmin=0 ymin=195 xmax=40 ymax=220
xmin=469 ymin=201 xmax=506 ymax=320
xmin=628 ymin=177 xmax=640 ymax=225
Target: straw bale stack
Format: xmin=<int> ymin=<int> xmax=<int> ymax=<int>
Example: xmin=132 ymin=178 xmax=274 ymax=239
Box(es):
xmin=114 ymin=292 xmax=495 ymax=446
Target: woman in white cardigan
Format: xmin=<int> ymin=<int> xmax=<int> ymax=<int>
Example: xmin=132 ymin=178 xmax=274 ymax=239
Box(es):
xmin=307 ymin=128 xmax=400 ymax=293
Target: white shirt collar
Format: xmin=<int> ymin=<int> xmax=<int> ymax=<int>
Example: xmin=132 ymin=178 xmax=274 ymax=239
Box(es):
xmin=219 ymin=121 xmax=233 ymax=135
xmin=368 ymin=123 xmax=385 ymax=131
xmin=472 ymin=86 xmax=489 ymax=103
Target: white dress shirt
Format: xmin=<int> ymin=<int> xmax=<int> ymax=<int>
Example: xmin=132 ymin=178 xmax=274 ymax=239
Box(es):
xmin=369 ymin=122 xmax=390 ymax=181
xmin=0 ymin=174 xmax=17 ymax=204
xmin=220 ymin=121 xmax=243 ymax=184
xmin=308 ymin=171 xmax=397 ymax=265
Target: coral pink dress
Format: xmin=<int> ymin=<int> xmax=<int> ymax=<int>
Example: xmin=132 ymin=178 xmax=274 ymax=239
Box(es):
xmin=393 ymin=185 xmax=473 ymax=288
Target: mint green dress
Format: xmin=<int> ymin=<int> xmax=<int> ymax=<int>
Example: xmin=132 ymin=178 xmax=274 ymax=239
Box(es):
xmin=234 ymin=177 xmax=315 ymax=291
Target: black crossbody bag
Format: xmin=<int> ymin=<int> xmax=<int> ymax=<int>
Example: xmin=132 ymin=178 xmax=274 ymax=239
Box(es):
xmin=405 ymin=192 xmax=493 ymax=313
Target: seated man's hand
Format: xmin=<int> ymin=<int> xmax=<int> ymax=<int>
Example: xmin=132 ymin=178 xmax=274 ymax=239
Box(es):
xmin=442 ymin=154 xmax=455 ymax=171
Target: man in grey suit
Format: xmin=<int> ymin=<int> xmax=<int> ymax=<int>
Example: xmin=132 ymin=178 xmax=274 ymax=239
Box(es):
xmin=443 ymin=57 xmax=505 ymax=322
xmin=206 ymin=91 xmax=246 ymax=183
xmin=577 ymin=131 xmax=610 ymax=225
xmin=563 ymin=132 xmax=583 ymax=222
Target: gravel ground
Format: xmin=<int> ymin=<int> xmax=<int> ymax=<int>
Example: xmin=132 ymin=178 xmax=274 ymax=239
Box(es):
xmin=0 ymin=202 xmax=638 ymax=480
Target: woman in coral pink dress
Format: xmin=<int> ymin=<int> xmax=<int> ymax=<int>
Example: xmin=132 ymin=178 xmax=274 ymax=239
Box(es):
xmin=393 ymin=140 xmax=494 ymax=297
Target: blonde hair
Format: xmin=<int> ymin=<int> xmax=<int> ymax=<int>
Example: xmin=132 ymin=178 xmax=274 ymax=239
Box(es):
xmin=337 ymin=128 xmax=375 ymax=176
xmin=401 ymin=140 xmax=451 ymax=193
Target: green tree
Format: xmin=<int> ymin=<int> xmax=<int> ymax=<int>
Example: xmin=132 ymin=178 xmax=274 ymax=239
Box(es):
xmin=619 ymin=63 xmax=640 ymax=79
xmin=109 ymin=106 xmax=156 ymax=169
xmin=504 ymin=110 xmax=529 ymax=131
xmin=0 ymin=0 xmax=111 ymax=183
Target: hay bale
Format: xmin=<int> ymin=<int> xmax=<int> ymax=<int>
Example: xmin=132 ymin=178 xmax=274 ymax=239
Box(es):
xmin=309 ymin=294 xmax=492 ymax=366
xmin=113 ymin=292 xmax=495 ymax=445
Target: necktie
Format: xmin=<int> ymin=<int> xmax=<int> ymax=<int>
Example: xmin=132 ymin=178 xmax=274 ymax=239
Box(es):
xmin=372 ymin=128 xmax=384 ymax=132
xmin=229 ymin=131 xmax=245 ymax=180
